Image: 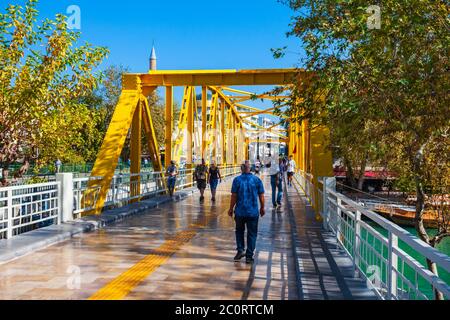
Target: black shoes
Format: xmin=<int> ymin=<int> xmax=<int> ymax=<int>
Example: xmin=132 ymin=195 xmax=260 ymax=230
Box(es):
xmin=234 ymin=251 xmax=254 ymax=264
xmin=234 ymin=251 xmax=245 ymax=261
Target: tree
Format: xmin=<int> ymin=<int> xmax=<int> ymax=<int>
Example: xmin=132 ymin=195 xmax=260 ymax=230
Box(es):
xmin=278 ymin=0 xmax=449 ymax=299
xmin=0 ymin=0 xmax=108 ymax=184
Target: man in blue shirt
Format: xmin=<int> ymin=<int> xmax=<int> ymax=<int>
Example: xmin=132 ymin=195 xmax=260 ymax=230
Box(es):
xmin=228 ymin=160 xmax=265 ymax=264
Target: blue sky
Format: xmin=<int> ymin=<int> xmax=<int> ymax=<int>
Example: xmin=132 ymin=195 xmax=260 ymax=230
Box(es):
xmin=10 ymin=0 xmax=305 ymax=111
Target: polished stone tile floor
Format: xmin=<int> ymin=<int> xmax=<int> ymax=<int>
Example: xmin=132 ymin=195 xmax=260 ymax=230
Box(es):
xmin=0 ymin=173 xmax=376 ymax=300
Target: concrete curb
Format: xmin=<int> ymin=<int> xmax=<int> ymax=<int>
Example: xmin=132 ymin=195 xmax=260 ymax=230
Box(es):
xmin=0 ymin=187 xmax=197 ymax=265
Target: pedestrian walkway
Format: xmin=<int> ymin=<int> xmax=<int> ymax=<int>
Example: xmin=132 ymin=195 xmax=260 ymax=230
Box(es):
xmin=0 ymin=172 xmax=376 ymax=300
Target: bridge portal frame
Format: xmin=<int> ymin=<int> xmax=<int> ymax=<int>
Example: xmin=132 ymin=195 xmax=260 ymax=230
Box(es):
xmin=85 ymin=68 xmax=332 ymax=217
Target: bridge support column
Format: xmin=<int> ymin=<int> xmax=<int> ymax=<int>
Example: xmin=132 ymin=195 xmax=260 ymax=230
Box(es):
xmin=187 ymin=87 xmax=194 ymax=165
xmin=130 ymin=100 xmax=142 ymax=203
xmin=221 ymin=99 xmax=226 ymax=165
xmin=309 ymin=125 xmax=333 ymax=220
xmin=165 ymin=86 xmax=173 ymax=167
xmin=201 ymin=86 xmax=207 ymax=160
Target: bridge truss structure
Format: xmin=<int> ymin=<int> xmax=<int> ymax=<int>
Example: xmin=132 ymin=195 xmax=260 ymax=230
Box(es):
xmin=85 ymin=69 xmax=333 ymax=215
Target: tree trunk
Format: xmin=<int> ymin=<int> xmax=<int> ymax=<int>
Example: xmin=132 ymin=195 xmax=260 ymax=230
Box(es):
xmin=426 ymin=259 xmax=444 ymax=300
xmin=13 ymin=159 xmax=30 ymax=179
xmin=343 ymin=156 xmax=357 ymax=188
xmin=413 ymin=145 xmax=444 ymax=300
xmin=357 ymin=153 xmax=368 ymax=191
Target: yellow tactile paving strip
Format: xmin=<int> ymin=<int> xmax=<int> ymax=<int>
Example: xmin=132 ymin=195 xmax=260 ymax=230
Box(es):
xmin=89 ymin=219 xmax=209 ymax=299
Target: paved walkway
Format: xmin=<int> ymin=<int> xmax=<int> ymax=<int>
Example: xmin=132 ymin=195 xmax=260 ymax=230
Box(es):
xmin=0 ymin=172 xmax=376 ymax=300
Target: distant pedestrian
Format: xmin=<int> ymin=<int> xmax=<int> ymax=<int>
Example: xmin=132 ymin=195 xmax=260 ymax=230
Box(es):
xmin=166 ymin=160 xmax=178 ymax=197
xmin=268 ymin=155 xmax=283 ymax=209
xmin=287 ymin=155 xmax=296 ymax=187
xmin=208 ymin=161 xmax=222 ymax=202
xmin=254 ymin=158 xmax=261 ymax=175
xmin=265 ymin=153 xmax=273 ymax=169
xmin=55 ymin=159 xmax=62 ymax=173
xmin=194 ymin=158 xmax=208 ymax=202
xmin=228 ymin=160 xmax=265 ymax=264
xmin=144 ymin=158 xmax=149 ymax=167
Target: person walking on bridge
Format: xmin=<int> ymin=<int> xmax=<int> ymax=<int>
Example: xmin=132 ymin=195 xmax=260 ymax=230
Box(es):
xmin=208 ymin=160 xmax=222 ymax=202
xmin=166 ymin=160 xmax=178 ymax=197
xmin=228 ymin=160 xmax=265 ymax=264
xmin=269 ymin=155 xmax=283 ymax=209
xmin=287 ymin=155 xmax=296 ymax=187
xmin=194 ymin=158 xmax=208 ymax=202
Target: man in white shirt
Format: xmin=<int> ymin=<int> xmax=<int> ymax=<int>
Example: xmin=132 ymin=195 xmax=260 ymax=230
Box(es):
xmin=287 ymin=155 xmax=296 ymax=187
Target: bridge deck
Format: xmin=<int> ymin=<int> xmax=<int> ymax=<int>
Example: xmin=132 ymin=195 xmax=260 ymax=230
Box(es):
xmin=0 ymin=173 xmax=376 ymax=300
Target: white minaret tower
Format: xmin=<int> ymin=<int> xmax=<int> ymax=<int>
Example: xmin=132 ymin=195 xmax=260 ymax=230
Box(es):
xmin=150 ymin=46 xmax=157 ymax=71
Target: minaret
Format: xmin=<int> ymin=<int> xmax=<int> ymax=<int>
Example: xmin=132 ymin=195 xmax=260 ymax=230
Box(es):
xmin=150 ymin=46 xmax=157 ymax=71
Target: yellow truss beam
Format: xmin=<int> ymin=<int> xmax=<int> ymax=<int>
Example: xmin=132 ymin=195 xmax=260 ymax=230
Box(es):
xmin=84 ymin=86 xmax=142 ymax=214
xmin=242 ymin=119 xmax=287 ymax=139
xmin=221 ymin=86 xmax=289 ymax=103
xmin=239 ymin=106 xmax=277 ymax=118
xmin=142 ymin=95 xmax=164 ymax=173
xmin=140 ymin=69 xmax=299 ymax=86
xmin=235 ymin=103 xmax=262 ymax=112
xmin=248 ymin=139 xmax=288 ymax=143
xmin=208 ymin=86 xmax=244 ymax=127
xmin=172 ymin=86 xmax=195 ymax=164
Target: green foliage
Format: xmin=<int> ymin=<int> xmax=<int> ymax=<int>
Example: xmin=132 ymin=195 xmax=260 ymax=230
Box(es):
xmin=281 ymin=0 xmax=449 ymax=253
xmin=0 ymin=0 xmax=109 ymax=175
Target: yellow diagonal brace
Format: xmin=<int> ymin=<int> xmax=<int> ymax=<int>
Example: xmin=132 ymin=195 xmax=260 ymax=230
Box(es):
xmin=130 ymin=99 xmax=142 ymax=203
xmin=84 ymin=85 xmax=141 ymax=214
xmin=142 ymin=94 xmax=163 ymax=172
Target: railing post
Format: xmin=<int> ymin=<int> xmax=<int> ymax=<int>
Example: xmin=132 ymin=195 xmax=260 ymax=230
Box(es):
xmin=354 ymin=209 xmax=362 ymax=277
xmin=322 ymin=177 xmax=329 ymax=231
xmin=6 ymin=188 xmax=13 ymax=239
xmin=387 ymin=232 xmax=398 ymax=299
xmin=336 ymin=197 xmax=342 ymax=246
xmin=56 ymin=173 xmax=74 ymax=223
xmin=111 ymin=176 xmax=116 ymax=204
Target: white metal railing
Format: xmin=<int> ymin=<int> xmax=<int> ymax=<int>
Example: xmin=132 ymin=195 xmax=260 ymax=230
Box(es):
xmin=73 ymin=165 xmax=241 ymax=218
xmin=0 ymin=181 xmax=60 ymax=239
xmin=0 ymin=165 xmax=241 ymax=239
xmin=292 ymin=169 xmax=450 ymax=300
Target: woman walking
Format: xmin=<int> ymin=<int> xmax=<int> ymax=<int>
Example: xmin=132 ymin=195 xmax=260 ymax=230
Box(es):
xmin=208 ymin=161 xmax=222 ymax=201
xmin=166 ymin=160 xmax=178 ymax=197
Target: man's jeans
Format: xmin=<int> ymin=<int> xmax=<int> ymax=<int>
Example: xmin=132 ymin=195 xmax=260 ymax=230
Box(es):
xmin=235 ymin=216 xmax=259 ymax=258
xmin=270 ymin=174 xmax=283 ymax=206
